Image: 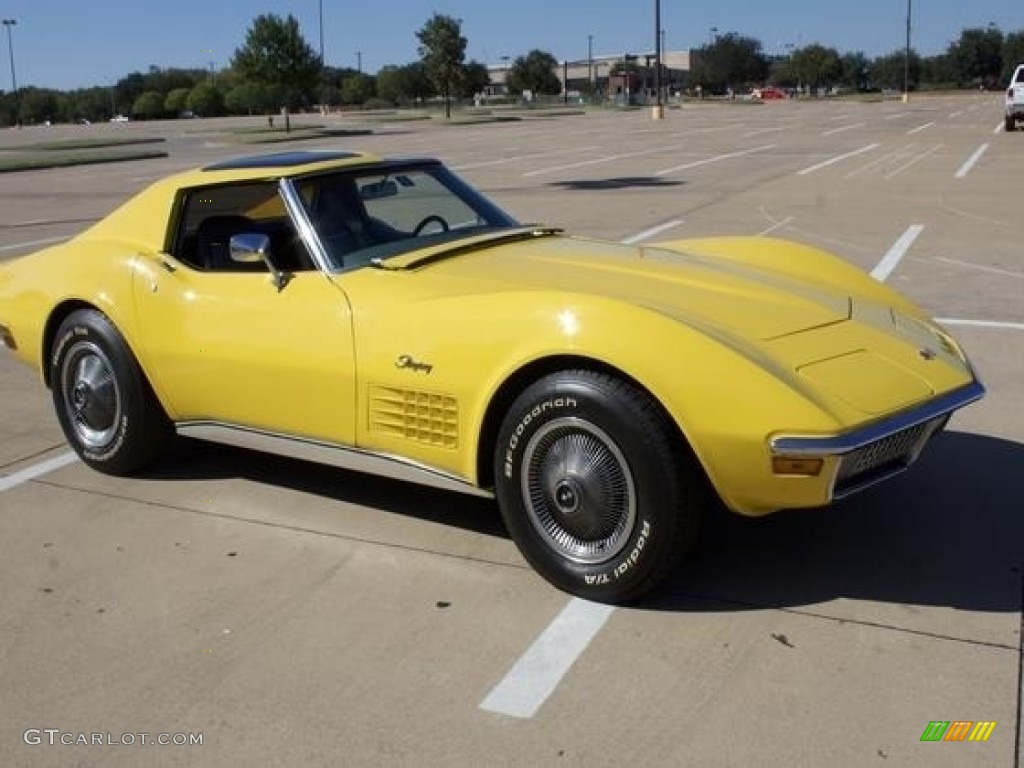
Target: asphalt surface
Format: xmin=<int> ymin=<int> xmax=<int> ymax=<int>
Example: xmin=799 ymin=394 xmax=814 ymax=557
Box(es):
xmin=1 ymin=97 xmax=1021 ymax=767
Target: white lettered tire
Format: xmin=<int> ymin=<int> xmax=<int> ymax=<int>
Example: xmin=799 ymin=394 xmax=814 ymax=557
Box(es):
xmin=50 ymin=309 xmax=170 ymax=475
xmin=494 ymin=370 xmax=705 ymax=603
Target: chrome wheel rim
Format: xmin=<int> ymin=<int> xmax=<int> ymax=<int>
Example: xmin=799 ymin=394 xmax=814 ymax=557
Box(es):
xmin=521 ymin=417 xmax=636 ymax=564
xmin=59 ymin=341 xmax=121 ymax=450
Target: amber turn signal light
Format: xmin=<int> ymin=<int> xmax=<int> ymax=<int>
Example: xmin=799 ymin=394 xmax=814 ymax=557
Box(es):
xmin=772 ymin=456 xmax=824 ymax=476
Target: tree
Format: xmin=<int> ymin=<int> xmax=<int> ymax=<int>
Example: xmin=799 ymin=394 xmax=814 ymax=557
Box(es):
xmin=376 ymin=63 xmax=433 ymax=105
xmin=689 ymin=33 xmax=768 ymax=93
xmin=921 ymin=54 xmax=957 ymax=88
xmin=507 ymin=50 xmax=561 ymax=96
xmin=231 ymin=13 xmax=321 ymax=109
xmin=1002 ymin=32 xmax=1024 ymax=83
xmin=948 ymin=27 xmax=1004 ymax=87
xmin=789 ymin=44 xmax=842 ymax=92
xmin=164 ymin=87 xmax=191 ymax=115
xmin=461 ymin=60 xmax=490 ymax=97
xmin=870 ymin=50 xmax=921 ymax=91
xmin=186 ymin=81 xmax=224 ymax=116
xmin=16 ymin=87 xmax=60 ymax=124
xmin=132 ymin=90 xmax=165 ymax=119
xmin=340 ymin=74 xmax=375 ymax=105
xmin=840 ymin=51 xmax=870 ymax=90
xmin=416 ymin=13 xmax=467 ymax=118
xmin=224 ymin=83 xmax=269 ymax=115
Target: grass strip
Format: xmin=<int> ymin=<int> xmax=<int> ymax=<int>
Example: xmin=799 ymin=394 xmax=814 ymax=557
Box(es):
xmin=232 ymin=128 xmax=372 ymax=144
xmin=1 ymin=136 xmax=166 ymax=151
xmin=0 ymin=149 xmax=169 ymax=173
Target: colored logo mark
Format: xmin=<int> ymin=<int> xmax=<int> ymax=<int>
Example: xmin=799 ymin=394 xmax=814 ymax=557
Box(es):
xmin=920 ymin=721 xmax=996 ymax=742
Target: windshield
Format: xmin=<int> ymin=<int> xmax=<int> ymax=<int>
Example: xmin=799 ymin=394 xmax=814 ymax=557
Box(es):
xmin=293 ymin=162 xmax=519 ymax=271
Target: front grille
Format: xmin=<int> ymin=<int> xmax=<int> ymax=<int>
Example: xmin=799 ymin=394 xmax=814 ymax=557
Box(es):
xmin=834 ymin=419 xmax=940 ymax=495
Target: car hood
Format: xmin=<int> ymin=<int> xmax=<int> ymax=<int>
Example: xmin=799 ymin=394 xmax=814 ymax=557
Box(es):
xmin=412 ymin=234 xmax=851 ymax=341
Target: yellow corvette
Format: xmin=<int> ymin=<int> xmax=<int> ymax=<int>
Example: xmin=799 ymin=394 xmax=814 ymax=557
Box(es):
xmin=0 ymin=150 xmax=983 ymax=602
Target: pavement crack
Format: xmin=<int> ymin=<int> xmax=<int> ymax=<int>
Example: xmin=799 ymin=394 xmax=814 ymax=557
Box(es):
xmin=0 ymin=444 xmax=70 ymax=472
xmin=672 ymin=591 xmax=1019 ymax=652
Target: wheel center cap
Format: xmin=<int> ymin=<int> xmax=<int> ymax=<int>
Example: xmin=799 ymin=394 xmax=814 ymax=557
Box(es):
xmin=553 ymin=479 xmax=581 ymax=514
xmin=72 ymin=383 xmax=89 ymax=409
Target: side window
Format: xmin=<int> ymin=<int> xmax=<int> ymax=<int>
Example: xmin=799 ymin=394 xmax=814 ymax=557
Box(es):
xmin=1016 ymin=68 xmax=1024 ymax=84
xmin=172 ymin=183 xmax=314 ymax=272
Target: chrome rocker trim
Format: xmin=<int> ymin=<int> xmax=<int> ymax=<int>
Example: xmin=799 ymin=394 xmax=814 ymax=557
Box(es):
xmin=176 ymin=421 xmax=494 ymax=499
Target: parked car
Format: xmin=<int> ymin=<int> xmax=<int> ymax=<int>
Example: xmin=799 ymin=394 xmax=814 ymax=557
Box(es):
xmin=0 ymin=150 xmax=984 ymax=602
xmin=1005 ymin=63 xmax=1024 ymax=132
xmin=753 ymin=86 xmax=787 ymax=100
xmin=110 ymin=114 xmax=130 ymax=123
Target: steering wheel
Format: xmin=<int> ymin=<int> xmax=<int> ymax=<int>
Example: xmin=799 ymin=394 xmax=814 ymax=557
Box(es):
xmin=413 ymin=215 xmax=450 ymax=236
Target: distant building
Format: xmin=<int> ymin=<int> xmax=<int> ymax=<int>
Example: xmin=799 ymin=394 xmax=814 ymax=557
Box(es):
xmin=486 ymin=50 xmax=692 ymax=103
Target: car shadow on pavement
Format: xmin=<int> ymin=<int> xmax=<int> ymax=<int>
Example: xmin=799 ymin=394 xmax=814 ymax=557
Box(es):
xmin=142 ymin=430 xmax=1021 ymax=614
xmin=550 ymin=177 xmax=684 ymax=191
xmin=649 ymin=430 xmax=1024 ymax=615
xmin=147 ymin=437 xmax=507 ymax=540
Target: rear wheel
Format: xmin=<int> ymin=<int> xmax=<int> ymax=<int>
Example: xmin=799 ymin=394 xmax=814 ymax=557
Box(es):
xmin=50 ymin=309 xmax=170 ymax=475
xmin=494 ymin=370 xmax=706 ymax=603
xmin=1006 ymin=115 xmax=1016 ymax=132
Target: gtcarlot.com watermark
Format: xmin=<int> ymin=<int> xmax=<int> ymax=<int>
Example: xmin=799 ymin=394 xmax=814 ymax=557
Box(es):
xmin=24 ymin=729 xmax=203 ymax=747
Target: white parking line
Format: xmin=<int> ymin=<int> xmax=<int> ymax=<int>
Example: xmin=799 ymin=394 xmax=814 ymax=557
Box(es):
xmin=523 ymin=146 xmax=670 ymax=177
xmin=0 ymin=452 xmax=78 ymax=493
xmin=479 ymin=598 xmax=615 ymax=718
xmin=453 ymin=146 xmax=599 ymax=171
xmin=954 ymin=143 xmax=989 ymax=179
xmin=0 ymin=235 xmax=71 ymax=253
xmin=821 ymin=122 xmax=865 ymax=136
xmin=935 ymin=256 xmax=1023 ymax=279
xmin=845 ymin=147 xmax=914 ymax=179
xmin=907 ymin=121 xmax=935 ymax=134
xmin=885 ymin=112 xmax=911 ymax=121
xmin=884 ymin=144 xmax=944 ymax=179
xmin=796 ymin=144 xmax=879 ymax=176
xmin=949 ymin=111 xmax=964 ymax=119
xmin=757 ymin=216 xmax=795 ymax=237
xmin=655 ymin=144 xmax=775 ymax=177
xmin=935 ymin=318 xmax=1024 ymax=331
xmin=872 ymin=225 xmax=924 ymax=281
xmin=993 ymin=122 xmax=1003 ymax=135
xmin=621 ymin=220 xmax=685 ymax=244
xmin=742 ymin=126 xmax=787 ymax=138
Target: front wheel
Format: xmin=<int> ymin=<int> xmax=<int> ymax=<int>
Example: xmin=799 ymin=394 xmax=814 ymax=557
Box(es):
xmin=1006 ymin=115 xmax=1016 ymax=133
xmin=494 ymin=370 xmax=705 ymax=603
xmin=50 ymin=309 xmax=170 ymax=475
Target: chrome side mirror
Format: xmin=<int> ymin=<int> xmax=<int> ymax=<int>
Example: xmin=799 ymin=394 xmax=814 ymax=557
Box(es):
xmin=229 ymin=233 xmax=289 ymax=290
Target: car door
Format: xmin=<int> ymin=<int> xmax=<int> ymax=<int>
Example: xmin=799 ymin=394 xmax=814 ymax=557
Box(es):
xmin=132 ymin=181 xmax=358 ymax=446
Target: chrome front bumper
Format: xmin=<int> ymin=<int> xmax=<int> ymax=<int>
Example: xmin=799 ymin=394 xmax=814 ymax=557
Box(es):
xmin=770 ymin=380 xmax=985 ymax=501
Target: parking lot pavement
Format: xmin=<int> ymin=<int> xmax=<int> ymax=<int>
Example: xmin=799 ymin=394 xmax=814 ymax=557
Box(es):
xmin=1 ymin=96 xmax=1020 ymax=767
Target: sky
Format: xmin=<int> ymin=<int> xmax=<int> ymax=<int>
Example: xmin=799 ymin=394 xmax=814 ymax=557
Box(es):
xmin=1 ymin=0 xmax=1022 ymax=91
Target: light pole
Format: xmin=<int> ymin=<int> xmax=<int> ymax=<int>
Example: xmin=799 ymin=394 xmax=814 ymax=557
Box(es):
xmin=588 ymin=34 xmax=593 ymax=90
xmin=2 ymin=19 xmax=16 ymax=96
xmin=903 ymin=0 xmax=912 ymax=103
xmin=356 ymin=51 xmax=362 ymax=74
xmin=318 ymin=0 xmax=326 ymax=112
xmin=653 ymin=0 xmax=663 ymax=118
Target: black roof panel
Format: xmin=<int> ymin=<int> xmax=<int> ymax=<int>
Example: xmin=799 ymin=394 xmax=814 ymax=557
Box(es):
xmin=202 ymin=150 xmax=365 ymax=171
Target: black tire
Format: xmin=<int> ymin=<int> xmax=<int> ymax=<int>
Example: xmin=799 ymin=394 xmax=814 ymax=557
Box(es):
xmin=49 ymin=309 xmax=170 ymax=475
xmin=494 ymin=370 xmax=705 ymax=603
xmin=1007 ymin=115 xmax=1016 ymax=133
